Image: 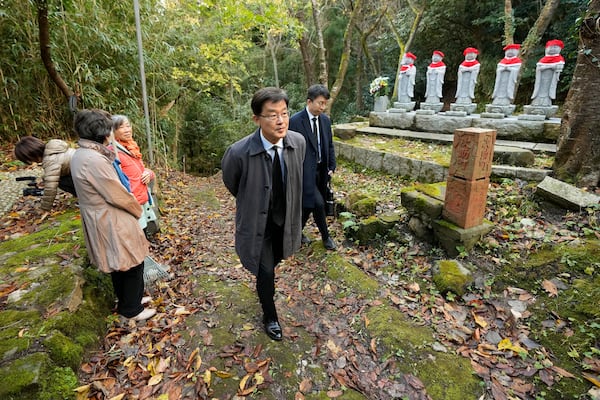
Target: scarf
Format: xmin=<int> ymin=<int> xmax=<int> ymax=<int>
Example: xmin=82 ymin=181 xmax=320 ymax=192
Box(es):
xmin=461 ymin=60 xmax=480 ymax=68
xmin=400 ymin=64 xmax=414 ymax=72
xmin=116 ymin=139 xmax=143 ymax=159
xmin=539 ymin=55 xmax=565 ymax=64
xmin=429 ymin=61 xmax=445 ymax=68
xmin=499 ymin=57 xmax=522 ymax=65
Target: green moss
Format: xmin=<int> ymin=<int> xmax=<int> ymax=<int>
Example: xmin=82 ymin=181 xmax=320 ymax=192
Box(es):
xmin=325 ymin=253 xmax=379 ymax=299
xmin=432 ymin=260 xmax=473 ymax=296
xmin=0 ymin=212 xmax=83 ymax=271
xmin=414 ymin=182 xmax=446 ymax=200
xmin=0 ymin=352 xmax=50 ymax=398
xmin=43 ymin=331 xmax=83 ymax=370
xmin=305 ymin=390 xmax=368 ymax=400
xmin=346 ymin=192 xmax=378 ymax=217
xmin=39 ymin=366 xmax=78 ymax=400
xmin=365 ymin=305 xmax=481 ymax=400
xmin=0 ymin=310 xmax=42 ymax=360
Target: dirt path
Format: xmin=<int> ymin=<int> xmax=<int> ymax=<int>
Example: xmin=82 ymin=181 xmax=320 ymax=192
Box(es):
xmin=77 ymin=170 xmax=438 ymax=400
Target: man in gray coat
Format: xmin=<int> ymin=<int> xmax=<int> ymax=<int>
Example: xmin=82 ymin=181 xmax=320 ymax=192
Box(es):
xmin=222 ymin=87 xmax=305 ymax=341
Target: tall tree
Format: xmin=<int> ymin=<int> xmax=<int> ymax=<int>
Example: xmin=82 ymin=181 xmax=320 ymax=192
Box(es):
xmin=311 ymin=0 xmax=328 ymax=86
xmin=36 ymin=0 xmax=74 ymax=103
xmin=387 ymin=0 xmax=426 ymax=99
xmin=553 ymin=0 xmax=600 ymax=187
xmin=328 ymin=0 xmax=363 ymax=111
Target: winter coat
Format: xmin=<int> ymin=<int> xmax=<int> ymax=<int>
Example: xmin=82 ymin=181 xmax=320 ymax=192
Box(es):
xmin=40 ymin=139 xmax=76 ymax=211
xmin=221 ymin=129 xmax=306 ymax=275
xmin=288 ymin=109 xmax=336 ymax=208
xmin=70 ymin=139 xmax=148 ymax=273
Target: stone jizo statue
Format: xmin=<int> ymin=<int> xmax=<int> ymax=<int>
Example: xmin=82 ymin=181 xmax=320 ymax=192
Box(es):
xmin=455 ymin=47 xmax=480 ymax=105
xmin=485 ymin=43 xmax=521 ymax=116
xmin=425 ymin=50 xmax=446 ymax=104
xmin=531 ymin=39 xmax=565 ymax=107
xmin=492 ymin=43 xmax=521 ymax=105
xmin=397 ymin=52 xmax=417 ymax=103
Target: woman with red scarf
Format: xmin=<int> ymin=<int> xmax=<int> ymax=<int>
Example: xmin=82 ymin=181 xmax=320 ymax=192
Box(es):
xmin=111 ymin=115 xmax=158 ymax=237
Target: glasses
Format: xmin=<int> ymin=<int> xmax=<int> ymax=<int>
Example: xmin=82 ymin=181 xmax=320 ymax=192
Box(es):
xmin=259 ymin=112 xmax=289 ymax=121
xmin=310 ymin=100 xmax=328 ymax=107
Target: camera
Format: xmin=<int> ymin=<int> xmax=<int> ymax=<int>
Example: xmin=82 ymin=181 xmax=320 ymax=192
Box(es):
xmin=23 ymin=188 xmax=44 ymax=196
xmin=325 ymin=183 xmax=335 ymax=217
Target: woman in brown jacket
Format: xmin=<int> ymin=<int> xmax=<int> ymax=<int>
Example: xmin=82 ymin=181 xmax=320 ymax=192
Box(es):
xmin=70 ymin=109 xmax=156 ymax=321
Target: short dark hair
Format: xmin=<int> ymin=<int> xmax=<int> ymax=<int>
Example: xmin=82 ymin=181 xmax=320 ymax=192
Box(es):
xmin=307 ymin=84 xmax=330 ymax=101
xmin=251 ymin=87 xmax=289 ymax=116
xmin=73 ymin=109 xmax=113 ymax=143
xmin=14 ymin=136 xmax=45 ymax=164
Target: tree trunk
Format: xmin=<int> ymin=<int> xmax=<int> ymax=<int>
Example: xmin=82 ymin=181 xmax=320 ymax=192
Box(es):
xmin=503 ymin=0 xmax=514 ymax=45
xmin=388 ymin=1 xmax=425 ymax=99
xmin=553 ymin=0 xmax=600 ymax=187
xmin=328 ymin=0 xmax=363 ymax=112
xmin=267 ymin=31 xmax=280 ymax=88
xmin=298 ymin=32 xmax=316 ymax=86
xmin=36 ymin=0 xmax=73 ymax=100
xmin=311 ymin=0 xmax=328 ymax=86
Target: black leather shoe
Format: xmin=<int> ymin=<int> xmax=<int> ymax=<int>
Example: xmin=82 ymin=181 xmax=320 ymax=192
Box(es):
xmin=301 ymin=234 xmax=311 ymax=245
xmin=264 ymin=321 xmax=283 ymax=341
xmin=323 ymin=237 xmax=337 ymax=250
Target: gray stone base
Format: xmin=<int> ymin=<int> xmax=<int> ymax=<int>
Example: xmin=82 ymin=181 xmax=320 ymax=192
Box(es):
xmin=485 ymin=104 xmax=515 ymax=116
xmin=415 ymin=109 xmax=436 ymax=115
xmin=450 ymin=103 xmax=477 ymax=114
xmin=522 ymin=105 xmax=558 ymax=119
xmin=480 ymin=112 xmax=505 ymax=119
xmin=392 ymin=101 xmax=415 ymax=112
xmin=518 ymin=114 xmax=546 ymax=121
xmin=420 ymin=102 xmax=443 ymax=113
xmin=432 ymin=219 xmax=494 ymax=257
xmin=444 ymin=110 xmax=468 ymax=117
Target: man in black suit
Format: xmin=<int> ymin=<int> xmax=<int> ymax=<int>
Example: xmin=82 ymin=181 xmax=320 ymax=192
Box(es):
xmin=289 ymin=84 xmax=337 ymax=250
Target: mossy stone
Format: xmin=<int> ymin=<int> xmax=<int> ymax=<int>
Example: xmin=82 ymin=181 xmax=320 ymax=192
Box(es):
xmin=432 ymin=260 xmax=473 ymax=296
xmin=43 ymin=331 xmax=83 ymax=370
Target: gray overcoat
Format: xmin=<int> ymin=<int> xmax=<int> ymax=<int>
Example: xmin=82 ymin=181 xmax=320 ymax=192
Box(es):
xmin=221 ymin=129 xmax=306 ymax=275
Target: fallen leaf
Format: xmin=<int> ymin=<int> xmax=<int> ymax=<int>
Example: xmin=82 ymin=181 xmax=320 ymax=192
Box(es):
xmin=472 ymin=311 xmax=488 ymax=328
xmin=542 ymin=279 xmax=558 ymax=297
xmin=148 ymin=373 xmax=163 ymax=386
xmin=583 ymin=372 xmax=600 ymax=387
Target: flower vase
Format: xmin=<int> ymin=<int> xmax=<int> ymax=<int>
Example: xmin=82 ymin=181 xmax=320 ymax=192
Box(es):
xmin=374 ymin=95 xmax=389 ymax=112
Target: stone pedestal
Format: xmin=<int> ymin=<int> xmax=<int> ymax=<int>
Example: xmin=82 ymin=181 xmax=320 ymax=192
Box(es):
xmin=521 ymin=105 xmax=558 ymax=119
xmin=484 ymin=104 xmax=515 ymax=117
xmin=392 ymin=101 xmax=415 ymax=112
xmin=432 ymin=219 xmax=494 ymax=257
xmin=374 ymin=96 xmax=390 ymax=112
xmin=450 ymin=103 xmax=477 ymax=115
xmin=420 ymin=102 xmax=443 ymax=113
xmin=443 ymin=127 xmax=496 ymax=229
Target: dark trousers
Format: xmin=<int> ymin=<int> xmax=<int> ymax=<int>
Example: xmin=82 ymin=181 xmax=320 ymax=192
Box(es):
xmin=58 ymin=175 xmax=77 ymax=197
xmin=111 ymin=262 xmax=144 ymax=318
xmin=302 ymin=166 xmax=329 ymax=240
xmin=257 ymin=220 xmax=283 ymax=323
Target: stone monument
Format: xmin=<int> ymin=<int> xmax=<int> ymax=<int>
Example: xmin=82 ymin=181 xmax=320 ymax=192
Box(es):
xmin=521 ymin=39 xmax=565 ymax=120
xmin=392 ymin=52 xmax=417 ymax=112
xmin=420 ymin=50 xmax=446 ymax=113
xmin=442 ymin=127 xmax=496 ymax=229
xmin=484 ymin=43 xmax=522 ymax=117
xmin=449 ymin=47 xmax=480 ymax=115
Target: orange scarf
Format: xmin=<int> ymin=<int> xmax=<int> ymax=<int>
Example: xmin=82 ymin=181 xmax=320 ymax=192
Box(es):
xmin=116 ymin=139 xmax=143 ymax=159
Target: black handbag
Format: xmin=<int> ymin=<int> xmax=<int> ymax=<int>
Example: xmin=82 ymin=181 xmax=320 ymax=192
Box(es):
xmin=325 ymin=181 xmax=335 ymax=217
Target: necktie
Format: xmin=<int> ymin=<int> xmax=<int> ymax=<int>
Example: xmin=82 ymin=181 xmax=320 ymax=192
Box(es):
xmin=270 ymin=146 xmax=285 ymax=226
xmin=312 ymin=117 xmax=322 ymax=163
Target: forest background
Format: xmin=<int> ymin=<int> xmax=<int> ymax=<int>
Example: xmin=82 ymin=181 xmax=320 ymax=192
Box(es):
xmin=0 ymin=0 xmax=587 ymax=175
